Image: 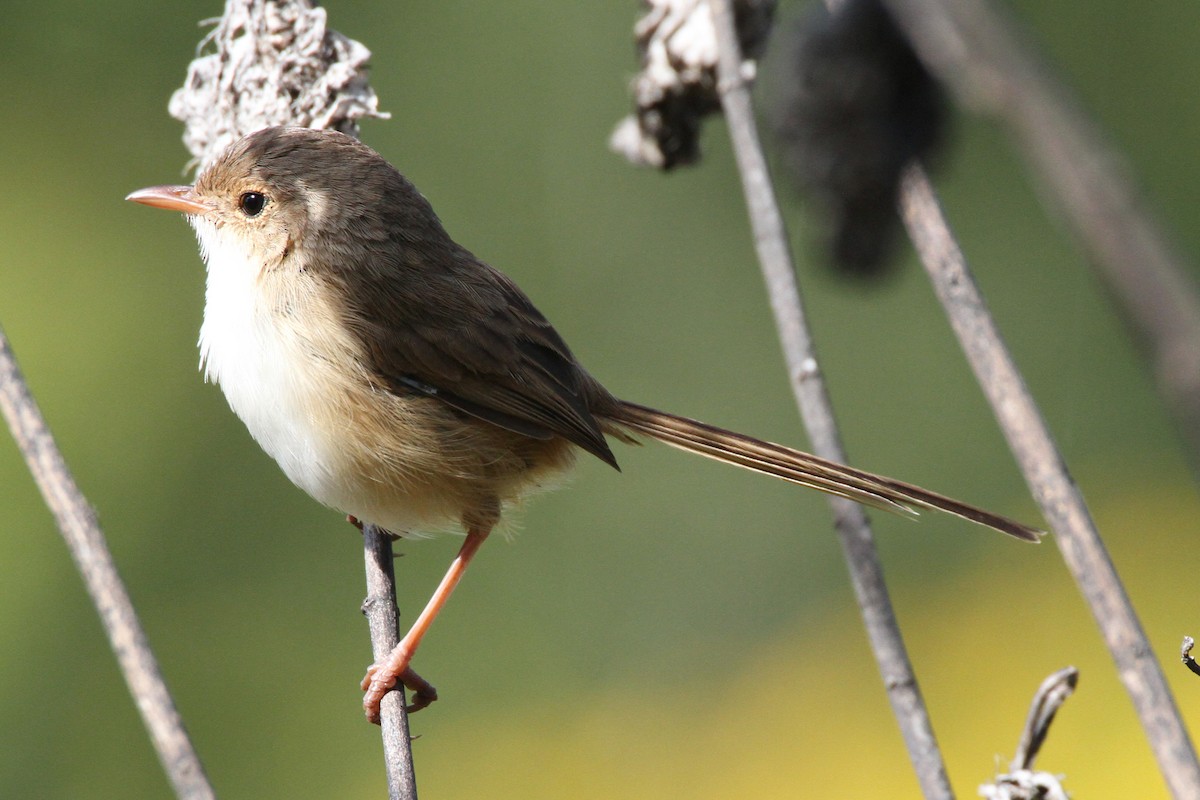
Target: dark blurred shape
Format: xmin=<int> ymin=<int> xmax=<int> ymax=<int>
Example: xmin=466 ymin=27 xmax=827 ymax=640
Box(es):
xmin=775 ymin=0 xmax=947 ymax=278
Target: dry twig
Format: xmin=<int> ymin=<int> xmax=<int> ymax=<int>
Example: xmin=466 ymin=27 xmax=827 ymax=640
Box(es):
xmin=978 ymin=667 xmax=1076 ymax=800
xmin=362 ymin=525 xmax=420 ymax=799
xmin=163 ymin=0 xmax=412 ymax=794
xmin=878 ymin=0 xmax=1200 ymax=476
xmin=168 ymin=0 xmax=413 ymax=793
xmin=0 ymin=326 xmax=215 ymax=799
xmin=1181 ymin=637 xmax=1200 ymax=679
xmin=899 ymin=165 xmax=1200 ymax=798
xmin=705 ymin=0 xmax=954 ymax=795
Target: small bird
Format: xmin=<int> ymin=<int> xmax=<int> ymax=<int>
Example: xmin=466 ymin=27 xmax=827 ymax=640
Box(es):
xmin=127 ymin=126 xmax=1040 ymax=723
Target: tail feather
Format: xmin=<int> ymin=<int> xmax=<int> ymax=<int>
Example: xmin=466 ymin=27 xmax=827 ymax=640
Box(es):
xmin=607 ymin=401 xmax=1042 ymax=543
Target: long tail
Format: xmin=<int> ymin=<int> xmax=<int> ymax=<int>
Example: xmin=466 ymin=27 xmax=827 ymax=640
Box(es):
xmin=605 ymin=400 xmax=1042 ymax=542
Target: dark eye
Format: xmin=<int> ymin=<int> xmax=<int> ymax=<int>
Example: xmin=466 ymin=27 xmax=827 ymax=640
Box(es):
xmin=238 ymin=192 xmax=267 ymax=217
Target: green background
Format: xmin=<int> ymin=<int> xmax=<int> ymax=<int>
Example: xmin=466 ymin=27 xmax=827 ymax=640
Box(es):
xmin=2 ymin=1 xmax=1199 ymax=797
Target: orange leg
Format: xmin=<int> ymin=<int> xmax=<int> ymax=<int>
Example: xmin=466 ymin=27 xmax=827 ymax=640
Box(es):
xmin=361 ymin=524 xmax=491 ymax=723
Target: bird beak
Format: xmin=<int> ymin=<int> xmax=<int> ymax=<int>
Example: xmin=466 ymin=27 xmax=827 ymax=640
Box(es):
xmin=125 ymin=185 xmax=211 ymax=215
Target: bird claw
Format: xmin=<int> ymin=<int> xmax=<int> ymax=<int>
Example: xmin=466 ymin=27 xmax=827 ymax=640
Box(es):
xmin=362 ymin=660 xmax=438 ymax=724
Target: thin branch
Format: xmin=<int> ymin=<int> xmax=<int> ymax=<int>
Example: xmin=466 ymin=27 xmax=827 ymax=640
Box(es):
xmin=362 ymin=526 xmax=419 ymax=800
xmin=879 ymin=0 xmax=1200 ymax=476
xmin=0 ymin=325 xmax=215 ymax=800
xmin=165 ymin=0 xmax=412 ymax=793
xmin=708 ymin=1 xmax=953 ymax=796
xmin=898 ymin=165 xmax=1200 ymax=799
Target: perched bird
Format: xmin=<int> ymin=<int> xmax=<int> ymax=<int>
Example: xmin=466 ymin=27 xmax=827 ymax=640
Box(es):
xmin=127 ymin=127 xmax=1040 ymax=722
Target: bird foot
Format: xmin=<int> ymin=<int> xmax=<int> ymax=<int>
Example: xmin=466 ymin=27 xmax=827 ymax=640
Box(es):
xmin=362 ymin=653 xmax=438 ymax=723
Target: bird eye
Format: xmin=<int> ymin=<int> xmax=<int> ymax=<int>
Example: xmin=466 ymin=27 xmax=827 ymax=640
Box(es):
xmin=238 ymin=192 xmax=267 ymax=217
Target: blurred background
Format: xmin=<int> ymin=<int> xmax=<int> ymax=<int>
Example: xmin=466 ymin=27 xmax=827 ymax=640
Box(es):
xmin=2 ymin=1 xmax=1199 ymax=797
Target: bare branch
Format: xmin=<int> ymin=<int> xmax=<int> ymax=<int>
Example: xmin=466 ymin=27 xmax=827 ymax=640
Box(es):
xmin=165 ymin=1 xmax=413 ymax=794
xmin=0 ymin=325 xmax=215 ymax=800
xmin=898 ymin=164 xmax=1200 ymax=798
xmin=706 ymin=1 xmax=953 ymax=795
xmin=362 ymin=526 xmax=419 ymax=799
xmin=879 ymin=0 xmax=1200 ymax=476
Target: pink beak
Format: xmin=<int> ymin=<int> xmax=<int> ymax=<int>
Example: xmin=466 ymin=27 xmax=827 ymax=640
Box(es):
xmin=125 ymin=185 xmax=210 ymax=215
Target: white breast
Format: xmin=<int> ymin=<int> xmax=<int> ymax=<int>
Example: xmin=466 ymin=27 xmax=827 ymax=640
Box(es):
xmin=193 ymin=218 xmax=346 ymax=507
xmin=189 ymin=218 xmax=484 ymax=537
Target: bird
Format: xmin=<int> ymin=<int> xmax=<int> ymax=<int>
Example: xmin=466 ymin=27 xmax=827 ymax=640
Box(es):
xmin=126 ymin=126 xmax=1040 ymax=723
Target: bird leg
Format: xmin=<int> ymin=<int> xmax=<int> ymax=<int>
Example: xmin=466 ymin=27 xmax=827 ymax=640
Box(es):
xmin=361 ymin=523 xmax=491 ymax=723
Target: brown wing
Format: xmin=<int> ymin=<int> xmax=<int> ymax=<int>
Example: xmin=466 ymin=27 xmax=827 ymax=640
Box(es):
xmin=325 ymin=225 xmax=619 ymax=469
